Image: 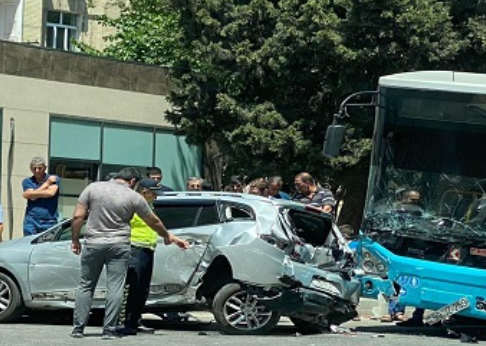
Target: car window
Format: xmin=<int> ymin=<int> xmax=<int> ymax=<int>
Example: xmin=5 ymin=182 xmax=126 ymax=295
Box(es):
xmin=154 ymin=205 xmax=220 ymax=230
xmin=285 ymin=209 xmax=332 ymax=246
xmin=56 ymin=222 xmax=87 ymax=241
xmin=220 ymin=202 xmax=255 ymax=221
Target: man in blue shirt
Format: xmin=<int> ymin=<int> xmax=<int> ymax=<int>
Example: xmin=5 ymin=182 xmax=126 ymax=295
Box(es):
xmin=22 ymin=157 xmax=60 ymax=236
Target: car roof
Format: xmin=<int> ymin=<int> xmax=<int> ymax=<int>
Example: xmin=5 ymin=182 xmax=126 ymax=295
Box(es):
xmin=155 ymin=191 xmax=287 ymax=205
xmin=154 ymin=191 xmax=333 ymax=220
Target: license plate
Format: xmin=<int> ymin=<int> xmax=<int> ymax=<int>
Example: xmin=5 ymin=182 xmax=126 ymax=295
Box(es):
xmin=424 ymin=297 xmax=470 ymax=325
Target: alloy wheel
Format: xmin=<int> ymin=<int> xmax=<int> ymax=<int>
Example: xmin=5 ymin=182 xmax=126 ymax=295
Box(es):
xmin=222 ymin=290 xmax=273 ymax=331
xmin=0 ymin=279 xmax=11 ymax=314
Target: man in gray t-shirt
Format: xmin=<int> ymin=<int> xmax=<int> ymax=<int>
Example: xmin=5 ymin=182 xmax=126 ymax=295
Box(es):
xmin=70 ymin=167 xmax=188 ymax=339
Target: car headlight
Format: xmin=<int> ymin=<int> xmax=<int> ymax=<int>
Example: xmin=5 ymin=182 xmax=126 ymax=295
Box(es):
xmin=310 ymin=278 xmax=341 ymax=296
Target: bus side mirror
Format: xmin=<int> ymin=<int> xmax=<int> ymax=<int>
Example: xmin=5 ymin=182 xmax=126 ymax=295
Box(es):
xmin=323 ymin=124 xmax=346 ymax=158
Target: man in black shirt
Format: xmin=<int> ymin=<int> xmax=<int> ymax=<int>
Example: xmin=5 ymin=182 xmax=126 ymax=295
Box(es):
xmin=146 ymin=167 xmax=173 ymax=191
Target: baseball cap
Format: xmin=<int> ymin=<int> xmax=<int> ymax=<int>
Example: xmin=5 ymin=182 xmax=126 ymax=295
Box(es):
xmin=138 ymin=178 xmax=163 ymax=194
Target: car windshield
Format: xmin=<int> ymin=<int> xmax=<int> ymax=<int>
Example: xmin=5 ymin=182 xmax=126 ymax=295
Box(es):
xmin=364 ymin=87 xmax=486 ymax=245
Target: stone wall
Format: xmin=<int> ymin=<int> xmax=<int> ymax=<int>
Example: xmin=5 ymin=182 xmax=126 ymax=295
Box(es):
xmin=0 ymin=40 xmax=170 ymax=95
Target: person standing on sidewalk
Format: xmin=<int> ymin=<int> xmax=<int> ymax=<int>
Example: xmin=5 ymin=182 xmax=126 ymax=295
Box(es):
xmin=70 ymin=168 xmax=189 ymax=339
xmin=22 ymin=157 xmax=60 ymax=236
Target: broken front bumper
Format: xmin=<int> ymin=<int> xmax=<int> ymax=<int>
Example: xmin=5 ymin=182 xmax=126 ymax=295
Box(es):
xmin=257 ymin=286 xmax=358 ymax=324
xmin=258 ymin=287 xmax=336 ymax=314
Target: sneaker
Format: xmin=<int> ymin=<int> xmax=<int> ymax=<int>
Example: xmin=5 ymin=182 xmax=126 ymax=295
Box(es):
xmin=116 ymin=327 xmax=137 ymax=336
xmin=70 ymin=328 xmax=84 ymax=338
xmin=101 ymin=331 xmax=123 ymax=340
xmin=137 ymin=324 xmax=155 ymax=334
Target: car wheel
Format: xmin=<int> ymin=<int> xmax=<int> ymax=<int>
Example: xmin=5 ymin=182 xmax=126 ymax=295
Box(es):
xmin=290 ymin=317 xmax=328 ymax=334
xmin=212 ymin=283 xmax=280 ymax=335
xmin=0 ymin=272 xmax=24 ymax=323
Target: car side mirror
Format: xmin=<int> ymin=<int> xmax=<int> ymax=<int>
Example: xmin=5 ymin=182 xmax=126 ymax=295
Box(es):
xmin=323 ymin=124 xmax=346 ymax=158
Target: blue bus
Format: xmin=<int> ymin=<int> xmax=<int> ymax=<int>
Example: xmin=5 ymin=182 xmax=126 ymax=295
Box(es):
xmin=325 ymin=71 xmax=486 ymax=324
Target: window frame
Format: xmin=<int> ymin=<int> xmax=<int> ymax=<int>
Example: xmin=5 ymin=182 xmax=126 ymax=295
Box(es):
xmin=218 ymin=201 xmax=256 ymax=222
xmin=45 ymin=11 xmax=78 ymax=51
xmin=153 ymin=199 xmax=220 ymax=230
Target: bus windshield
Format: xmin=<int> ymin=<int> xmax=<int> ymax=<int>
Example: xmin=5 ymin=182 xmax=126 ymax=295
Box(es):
xmin=364 ymin=87 xmax=486 ymax=246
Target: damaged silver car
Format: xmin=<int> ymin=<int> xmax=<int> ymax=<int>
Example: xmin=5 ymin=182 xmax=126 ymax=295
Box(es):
xmin=0 ymin=192 xmax=360 ymax=334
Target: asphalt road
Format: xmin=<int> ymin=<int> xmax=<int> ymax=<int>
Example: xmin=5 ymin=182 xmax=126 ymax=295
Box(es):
xmin=0 ymin=312 xmax=483 ymax=346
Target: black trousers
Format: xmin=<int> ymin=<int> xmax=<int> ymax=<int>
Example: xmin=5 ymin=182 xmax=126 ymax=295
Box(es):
xmin=120 ymin=246 xmax=154 ymax=329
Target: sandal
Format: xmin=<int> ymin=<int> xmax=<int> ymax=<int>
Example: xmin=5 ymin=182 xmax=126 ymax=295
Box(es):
xmin=394 ymin=313 xmax=407 ymax=322
xmin=381 ymin=315 xmax=393 ymax=322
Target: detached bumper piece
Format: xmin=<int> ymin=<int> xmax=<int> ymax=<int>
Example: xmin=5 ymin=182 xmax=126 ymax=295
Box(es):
xmin=257 ymin=287 xmax=334 ymax=315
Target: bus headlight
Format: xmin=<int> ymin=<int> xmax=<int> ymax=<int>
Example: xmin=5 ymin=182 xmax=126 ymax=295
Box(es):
xmin=376 ymin=263 xmax=386 ymax=272
xmin=363 ymin=260 xmax=374 ymax=271
xmin=361 ymin=249 xmax=388 ymax=276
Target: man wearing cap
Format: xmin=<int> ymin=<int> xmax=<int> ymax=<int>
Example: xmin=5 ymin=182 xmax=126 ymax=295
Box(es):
xmin=70 ymin=167 xmax=189 ymax=339
xmin=118 ymin=178 xmax=166 ymax=335
xmin=22 ymin=157 xmax=60 ymax=236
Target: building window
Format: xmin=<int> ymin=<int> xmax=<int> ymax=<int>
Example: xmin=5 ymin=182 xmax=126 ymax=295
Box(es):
xmin=45 ymin=11 xmax=77 ymax=51
xmin=50 ymin=159 xmax=99 ymax=219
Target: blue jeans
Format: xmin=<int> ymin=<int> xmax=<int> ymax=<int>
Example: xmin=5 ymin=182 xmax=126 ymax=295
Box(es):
xmin=388 ymin=300 xmax=406 ymax=316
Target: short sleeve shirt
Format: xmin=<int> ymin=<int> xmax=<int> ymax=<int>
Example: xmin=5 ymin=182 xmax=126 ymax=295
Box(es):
xmin=293 ymin=187 xmax=336 ymax=209
xmin=22 ymin=174 xmax=60 ymax=220
xmin=78 ymin=180 xmax=152 ymax=244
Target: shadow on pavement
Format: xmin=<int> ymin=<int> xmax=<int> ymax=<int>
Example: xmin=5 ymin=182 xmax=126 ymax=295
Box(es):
xmin=354 ymin=324 xmax=486 ymax=341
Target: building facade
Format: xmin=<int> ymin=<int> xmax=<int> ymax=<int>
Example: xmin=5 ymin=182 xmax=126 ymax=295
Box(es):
xmin=0 ymin=41 xmax=202 ymax=240
xmin=1 ymin=0 xmax=119 ymax=50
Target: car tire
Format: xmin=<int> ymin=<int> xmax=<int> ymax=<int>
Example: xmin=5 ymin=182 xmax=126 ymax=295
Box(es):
xmin=0 ymin=272 xmax=24 ymax=323
xmin=290 ymin=317 xmax=329 ymax=334
xmin=212 ymin=283 xmax=280 ymax=335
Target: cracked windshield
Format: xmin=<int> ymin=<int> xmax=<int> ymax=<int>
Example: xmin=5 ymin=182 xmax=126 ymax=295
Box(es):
xmin=364 ymin=87 xmax=486 ymax=261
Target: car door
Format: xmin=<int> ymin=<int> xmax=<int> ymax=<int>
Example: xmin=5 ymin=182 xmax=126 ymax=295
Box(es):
xmin=28 ymin=220 xmax=107 ymax=301
xmin=150 ymin=199 xmax=221 ymax=296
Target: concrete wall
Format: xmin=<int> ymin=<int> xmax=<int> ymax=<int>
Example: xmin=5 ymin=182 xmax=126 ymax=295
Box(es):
xmin=0 ymin=41 xmax=170 ymax=94
xmin=0 ymin=74 xmax=172 ymax=240
xmin=0 ymin=41 xmax=172 ymax=241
